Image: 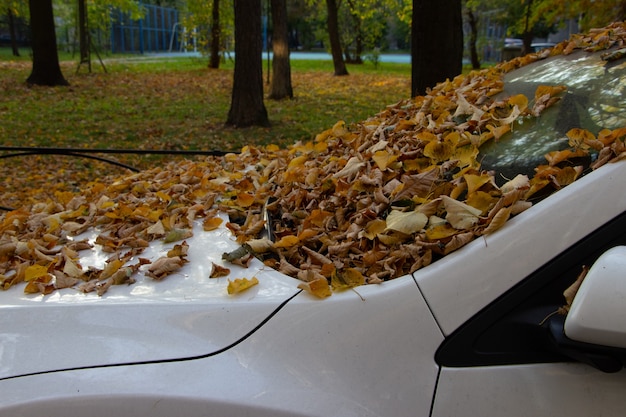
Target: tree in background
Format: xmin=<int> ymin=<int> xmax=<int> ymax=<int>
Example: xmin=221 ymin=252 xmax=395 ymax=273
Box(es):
xmin=209 ymin=0 xmax=220 ymax=68
xmin=411 ymin=0 xmax=463 ymax=96
xmin=27 ymin=0 xmax=68 ymax=86
xmin=326 ymin=0 xmax=349 ymax=75
xmin=1 ymin=0 xmax=28 ymax=56
xmin=268 ymin=0 xmax=294 ymax=100
xmin=182 ymin=0 xmax=233 ymax=67
xmin=226 ymin=0 xmax=269 ymax=127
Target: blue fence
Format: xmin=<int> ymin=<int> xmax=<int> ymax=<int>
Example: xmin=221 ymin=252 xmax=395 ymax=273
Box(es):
xmin=110 ymin=4 xmax=180 ymax=54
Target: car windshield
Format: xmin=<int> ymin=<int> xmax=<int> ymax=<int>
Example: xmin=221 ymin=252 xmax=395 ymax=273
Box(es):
xmin=481 ymin=48 xmax=626 ymax=184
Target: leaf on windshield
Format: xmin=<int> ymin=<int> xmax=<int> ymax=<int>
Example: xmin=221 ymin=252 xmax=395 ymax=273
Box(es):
xmin=441 ymin=195 xmax=482 ymax=230
xmin=385 ymin=210 xmax=428 ymax=234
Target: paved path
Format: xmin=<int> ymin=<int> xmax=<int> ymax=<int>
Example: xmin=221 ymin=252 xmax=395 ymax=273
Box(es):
xmin=132 ymin=51 xmax=411 ymax=64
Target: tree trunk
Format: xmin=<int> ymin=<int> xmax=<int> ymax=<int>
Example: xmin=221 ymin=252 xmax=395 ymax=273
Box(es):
xmin=521 ymin=0 xmax=534 ymax=55
xmin=326 ymin=0 xmax=348 ymax=76
xmin=347 ymin=0 xmax=363 ymax=64
xmin=268 ymin=0 xmax=293 ymax=100
xmin=7 ymin=8 xmax=20 ymax=57
xmin=226 ymin=0 xmax=269 ymax=127
xmin=78 ymin=0 xmax=91 ymax=72
xmin=209 ymin=0 xmax=220 ymax=69
xmin=467 ymin=9 xmax=480 ymax=70
xmin=411 ymin=0 xmax=462 ymax=96
xmin=27 ymin=0 xmax=69 ymax=86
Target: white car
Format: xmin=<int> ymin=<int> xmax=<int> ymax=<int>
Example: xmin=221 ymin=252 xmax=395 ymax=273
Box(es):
xmin=2 ymin=29 xmax=626 ymax=416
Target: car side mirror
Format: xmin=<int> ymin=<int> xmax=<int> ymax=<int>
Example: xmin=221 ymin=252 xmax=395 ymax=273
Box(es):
xmin=565 ymin=246 xmax=626 ymax=349
xmin=547 ymin=246 xmax=626 ymax=373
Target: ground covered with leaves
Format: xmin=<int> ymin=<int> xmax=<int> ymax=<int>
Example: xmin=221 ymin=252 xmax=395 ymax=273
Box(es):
xmin=0 ymin=57 xmax=409 ymax=209
xmin=1 ymin=23 xmax=626 ymax=297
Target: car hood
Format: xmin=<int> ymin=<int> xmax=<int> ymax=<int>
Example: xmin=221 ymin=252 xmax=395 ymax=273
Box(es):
xmin=0 ymin=216 xmax=302 ymax=380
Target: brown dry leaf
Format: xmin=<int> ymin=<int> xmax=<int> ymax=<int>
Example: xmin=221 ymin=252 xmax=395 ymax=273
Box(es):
xmin=481 ymin=206 xmax=512 ymax=235
xmin=559 ymin=266 xmax=589 ymax=315
xmin=210 ymin=262 xmax=231 ymax=278
xmin=146 ymin=256 xmax=185 ymax=280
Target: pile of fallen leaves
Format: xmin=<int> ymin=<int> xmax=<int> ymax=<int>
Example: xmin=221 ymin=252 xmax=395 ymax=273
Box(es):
xmin=2 ymin=23 xmax=626 ymax=298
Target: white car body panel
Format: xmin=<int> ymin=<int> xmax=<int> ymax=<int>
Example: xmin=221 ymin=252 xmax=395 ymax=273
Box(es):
xmin=1 ymin=277 xmax=442 ymax=417
xmin=434 ymin=363 xmax=626 ymax=417
xmin=0 ymin=219 xmax=301 ymax=379
xmin=416 ymin=160 xmax=626 ymax=336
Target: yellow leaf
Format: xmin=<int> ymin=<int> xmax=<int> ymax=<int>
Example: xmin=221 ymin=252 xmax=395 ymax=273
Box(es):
xmin=298 ymin=277 xmax=332 ymax=298
xmin=227 ymin=277 xmax=259 ymax=294
xmin=331 ymin=268 xmax=365 ymax=291
xmin=467 ymin=191 xmax=498 ymax=214
xmin=287 ymin=155 xmax=308 ymax=169
xmin=274 ymin=235 xmax=300 ymax=248
xmin=24 ymin=264 xmax=50 ymax=282
xmin=99 ymin=259 xmax=125 ymax=280
xmin=535 ymin=85 xmax=566 ymax=101
xmin=203 ymin=216 xmax=223 ymax=231
xmin=236 ymin=192 xmax=256 ymax=208
xmin=425 ymin=223 xmax=458 ymax=241
xmin=372 ymin=150 xmax=397 ymax=170
xmin=361 ymin=218 xmax=387 ymax=240
xmin=464 ymin=173 xmax=493 ymax=195
xmin=424 ymin=139 xmax=455 ymax=163
xmin=566 ymin=128 xmax=597 ymax=150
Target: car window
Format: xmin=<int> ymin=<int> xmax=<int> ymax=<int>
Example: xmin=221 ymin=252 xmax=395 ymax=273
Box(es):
xmin=480 ymin=49 xmax=626 ymax=185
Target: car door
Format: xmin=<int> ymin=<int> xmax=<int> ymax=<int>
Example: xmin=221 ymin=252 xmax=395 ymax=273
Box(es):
xmin=431 ymin=210 xmax=626 ymax=416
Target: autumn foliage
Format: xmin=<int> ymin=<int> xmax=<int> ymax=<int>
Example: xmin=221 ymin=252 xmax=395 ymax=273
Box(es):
xmin=1 ymin=23 xmax=626 ymax=298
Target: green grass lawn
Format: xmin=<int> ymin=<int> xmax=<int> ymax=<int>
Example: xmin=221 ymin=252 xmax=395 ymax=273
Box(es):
xmin=0 ymin=48 xmax=411 ymax=153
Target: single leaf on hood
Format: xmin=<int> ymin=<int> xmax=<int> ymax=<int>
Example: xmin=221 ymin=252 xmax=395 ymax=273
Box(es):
xmin=146 ymin=256 xmax=185 ymax=280
xmin=164 ymin=228 xmax=193 ymax=243
xmin=203 ymin=216 xmax=223 ymax=231
xmin=385 ymin=210 xmax=428 ymax=234
xmin=210 ymin=262 xmax=231 ymax=278
xmin=227 ymin=276 xmax=259 ymax=294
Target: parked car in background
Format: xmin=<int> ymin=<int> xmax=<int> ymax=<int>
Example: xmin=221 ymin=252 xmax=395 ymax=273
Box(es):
xmin=1 ymin=23 xmax=626 ymax=417
xmin=502 ymin=39 xmax=557 ymax=60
